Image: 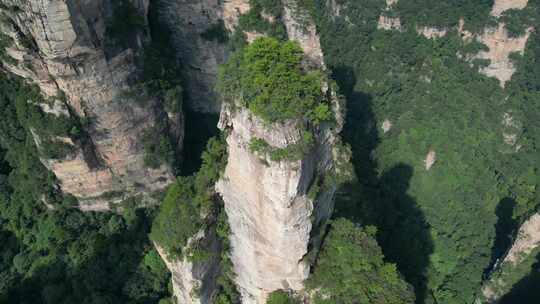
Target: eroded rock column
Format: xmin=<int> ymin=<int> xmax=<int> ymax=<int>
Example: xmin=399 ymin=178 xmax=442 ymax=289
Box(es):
xmin=0 ymin=0 xmax=176 ymax=209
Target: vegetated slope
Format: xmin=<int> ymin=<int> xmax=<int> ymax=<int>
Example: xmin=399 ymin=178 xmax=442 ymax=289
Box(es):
xmin=302 ymin=0 xmax=540 ymax=303
xmin=0 ymin=73 xmax=172 ymax=304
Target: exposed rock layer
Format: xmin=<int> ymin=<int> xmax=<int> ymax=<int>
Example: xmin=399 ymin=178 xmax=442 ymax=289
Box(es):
xmin=155 ymin=227 xmax=221 ymax=304
xmin=481 ymin=213 xmax=540 ymax=302
xmin=474 ymin=24 xmax=532 ymax=87
xmin=215 ymin=3 xmax=346 ymax=302
xmin=159 ymin=0 xmax=249 ymax=113
xmin=491 ymin=0 xmax=529 ymax=17
xmin=0 ymin=0 xmax=176 ymax=209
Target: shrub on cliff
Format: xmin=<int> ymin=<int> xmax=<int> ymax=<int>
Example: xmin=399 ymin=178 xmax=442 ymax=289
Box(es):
xmin=217 ymin=37 xmax=331 ymax=124
xmin=150 ymin=136 xmax=228 ymax=259
xmin=306 ymin=218 xmax=415 ymax=304
xmin=267 ymin=290 xmax=300 ymax=304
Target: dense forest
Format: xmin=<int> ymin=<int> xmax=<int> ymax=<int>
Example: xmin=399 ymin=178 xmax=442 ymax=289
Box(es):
xmin=302 ymin=0 xmax=540 ymax=303
xmin=1 ymin=0 xmax=540 ymax=303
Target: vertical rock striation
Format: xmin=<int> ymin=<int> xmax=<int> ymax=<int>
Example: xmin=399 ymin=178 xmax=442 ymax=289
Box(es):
xmin=215 ymin=3 xmax=349 ymax=302
xmin=158 ymin=0 xmax=249 ymax=113
xmin=155 ymin=227 xmax=221 ymax=304
xmin=0 ymin=0 xmax=176 ymax=209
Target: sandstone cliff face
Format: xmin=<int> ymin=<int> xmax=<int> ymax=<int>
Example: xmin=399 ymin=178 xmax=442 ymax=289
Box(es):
xmin=155 ymin=227 xmax=221 ymax=304
xmin=0 ymin=0 xmax=176 ymax=209
xmin=216 ymin=106 xmax=343 ymax=303
xmin=481 ymin=213 xmax=540 ymax=302
xmin=375 ymin=0 xmax=533 ymax=88
xmin=491 ymin=0 xmax=529 ymax=17
xmin=159 ymin=0 xmax=249 ymax=113
xmin=474 ymin=24 xmax=532 ymax=88
xmin=215 ymin=4 xmax=347 ymax=302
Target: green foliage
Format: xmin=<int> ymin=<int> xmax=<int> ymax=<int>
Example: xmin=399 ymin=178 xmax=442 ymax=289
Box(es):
xmin=249 ymin=131 xmax=313 ymax=162
xmin=267 ymin=290 xmax=300 ymax=304
xmin=307 ymin=1 xmax=540 ymax=303
xmin=142 ymin=128 xmax=175 ymax=168
xmin=500 ymin=5 xmax=538 ymax=38
xmin=393 ymin=0 xmax=494 ymax=31
xmin=140 ymin=21 xmax=183 ymax=113
xmin=307 ymin=218 xmax=415 ymax=304
xmin=0 ymin=32 xmax=17 ymax=65
xmin=218 ymin=37 xmax=330 ymax=124
xmin=150 ymin=136 xmax=228 ymax=259
xmin=214 ymin=206 xmax=241 ymax=304
xmin=0 ymin=73 xmax=171 ymax=303
xmin=237 ymin=0 xmax=287 ymax=40
xmin=484 ymin=246 xmax=540 ymax=302
xmin=149 ymin=177 xmax=202 ymax=259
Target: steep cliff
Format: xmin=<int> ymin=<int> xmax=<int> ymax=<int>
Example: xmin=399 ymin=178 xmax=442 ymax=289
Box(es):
xmin=214 ymin=4 xmax=350 ymax=302
xmin=158 ymin=0 xmax=249 ymax=113
xmin=481 ymin=213 xmax=540 ymax=303
xmin=156 ymin=228 xmax=221 ymax=304
xmin=0 ymin=0 xmax=178 ymax=209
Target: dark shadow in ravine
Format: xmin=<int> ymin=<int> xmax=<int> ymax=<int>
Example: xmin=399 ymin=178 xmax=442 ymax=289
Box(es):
xmin=180 ymin=108 xmax=219 ymax=175
xmin=331 ymin=66 xmax=434 ymax=304
xmin=499 ymin=251 xmax=540 ymax=304
xmin=483 ymin=197 xmax=519 ymax=279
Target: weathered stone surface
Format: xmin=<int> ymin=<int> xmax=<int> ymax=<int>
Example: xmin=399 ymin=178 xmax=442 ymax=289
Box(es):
xmin=282 ymin=0 xmax=324 ymax=67
xmin=377 ymin=15 xmax=402 ymax=31
xmin=416 ymin=26 xmax=447 ymax=39
xmin=0 ymin=0 xmax=177 ymax=208
xmin=491 ymin=0 xmax=529 ymax=17
xmin=216 ymin=105 xmax=342 ymax=303
xmin=155 ymin=227 xmax=221 ymax=304
xmin=474 ymin=24 xmax=532 ymax=88
xmin=215 ymin=5 xmax=347 ymax=301
xmin=159 ymin=0 xmax=249 ymax=113
xmin=481 ymin=213 xmax=540 ymax=302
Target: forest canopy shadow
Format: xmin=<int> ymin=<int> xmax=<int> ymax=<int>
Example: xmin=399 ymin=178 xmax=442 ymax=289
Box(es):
xmin=499 ymin=251 xmax=540 ymax=304
xmin=332 ymin=66 xmax=433 ymax=304
xmin=484 ymin=197 xmax=519 ymax=278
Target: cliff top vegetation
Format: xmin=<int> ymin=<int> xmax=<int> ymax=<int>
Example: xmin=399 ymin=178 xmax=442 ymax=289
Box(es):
xmin=217 ymin=37 xmax=332 ymax=124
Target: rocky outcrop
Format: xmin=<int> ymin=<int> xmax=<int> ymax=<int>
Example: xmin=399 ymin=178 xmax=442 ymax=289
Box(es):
xmin=215 ymin=4 xmax=348 ymax=302
xmin=481 ymin=213 xmax=540 ymax=302
xmin=155 ymin=227 xmax=221 ymax=304
xmin=474 ymin=24 xmax=532 ymax=88
xmin=282 ymin=0 xmax=324 ymax=67
xmin=159 ymin=0 xmax=249 ymax=113
xmin=216 ymin=104 xmax=344 ymax=303
xmin=377 ymin=0 xmax=402 ymax=31
xmin=0 ymin=0 xmax=176 ymax=209
xmin=416 ymin=26 xmax=447 ymax=39
xmin=491 ymin=0 xmax=529 ymax=17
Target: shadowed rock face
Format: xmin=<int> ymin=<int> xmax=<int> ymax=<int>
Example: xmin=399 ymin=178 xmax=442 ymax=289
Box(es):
xmin=155 ymin=227 xmax=221 ymax=304
xmin=158 ymin=0 xmax=250 ymax=113
xmin=0 ymin=0 xmax=176 ymax=209
xmin=482 ymin=213 xmax=540 ymax=303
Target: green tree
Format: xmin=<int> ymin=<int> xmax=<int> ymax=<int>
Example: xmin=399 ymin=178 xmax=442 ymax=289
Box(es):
xmin=267 ymin=290 xmax=299 ymax=304
xmin=218 ymin=37 xmax=329 ymax=124
xmin=307 ymin=218 xmax=415 ymax=304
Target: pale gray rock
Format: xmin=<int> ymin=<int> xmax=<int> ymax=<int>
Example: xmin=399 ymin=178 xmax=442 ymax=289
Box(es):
xmin=0 ymin=0 xmax=177 ymax=208
xmin=158 ymin=0 xmax=249 ymax=113
xmin=215 ymin=4 xmax=347 ymax=300
xmin=155 ymin=226 xmax=221 ymax=304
